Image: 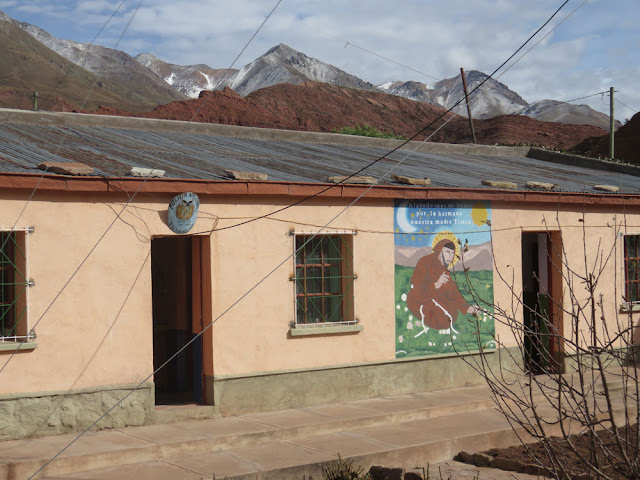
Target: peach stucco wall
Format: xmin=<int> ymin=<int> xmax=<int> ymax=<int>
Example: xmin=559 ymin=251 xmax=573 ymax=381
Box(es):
xmin=208 ymin=197 xmax=394 ymax=376
xmin=491 ymin=202 xmax=640 ymax=352
xmin=1 ymin=191 xmax=639 ymax=396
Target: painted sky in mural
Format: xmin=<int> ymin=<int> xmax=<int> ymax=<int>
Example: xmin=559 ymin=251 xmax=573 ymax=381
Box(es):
xmin=394 ymin=200 xmax=495 ymax=358
xmin=394 ymin=200 xmax=491 ymax=247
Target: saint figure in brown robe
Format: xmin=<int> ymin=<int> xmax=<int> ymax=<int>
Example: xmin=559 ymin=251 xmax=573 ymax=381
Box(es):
xmin=407 ymin=239 xmax=479 ymax=332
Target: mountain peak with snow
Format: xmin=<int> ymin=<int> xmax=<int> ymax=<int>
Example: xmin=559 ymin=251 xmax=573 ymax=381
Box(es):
xmin=222 ymin=44 xmax=375 ymax=96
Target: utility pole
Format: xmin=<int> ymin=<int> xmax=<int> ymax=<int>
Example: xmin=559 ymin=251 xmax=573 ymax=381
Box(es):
xmin=460 ymin=68 xmax=477 ymax=144
xmin=609 ymin=86 xmax=615 ymax=160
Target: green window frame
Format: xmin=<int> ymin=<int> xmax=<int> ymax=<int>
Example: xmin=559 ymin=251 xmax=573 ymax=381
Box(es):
xmin=1 ymin=230 xmax=30 ymax=341
xmin=624 ymin=234 xmax=640 ymax=304
xmin=294 ymin=233 xmax=356 ymax=325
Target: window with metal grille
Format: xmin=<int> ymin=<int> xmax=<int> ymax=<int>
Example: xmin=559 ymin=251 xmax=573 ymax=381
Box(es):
xmin=624 ymin=235 xmax=640 ymax=303
xmin=1 ymin=231 xmax=29 ymax=341
xmin=294 ymin=233 xmax=355 ymax=325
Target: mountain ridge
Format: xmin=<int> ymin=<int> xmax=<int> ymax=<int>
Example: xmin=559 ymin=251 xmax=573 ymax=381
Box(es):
xmin=1 ymin=6 xmax=614 ymax=130
xmin=0 ymin=9 xmax=627 ymax=160
xmin=1 ymin=10 xmax=186 ymax=110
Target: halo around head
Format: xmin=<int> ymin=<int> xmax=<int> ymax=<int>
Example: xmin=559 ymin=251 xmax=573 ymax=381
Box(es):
xmin=432 ymin=230 xmax=460 ymax=268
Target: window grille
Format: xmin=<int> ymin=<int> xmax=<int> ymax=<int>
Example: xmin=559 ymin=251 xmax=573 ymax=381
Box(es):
xmin=624 ymin=234 xmax=640 ymax=303
xmin=0 ymin=230 xmax=30 ymax=341
xmin=294 ymin=233 xmax=356 ymax=325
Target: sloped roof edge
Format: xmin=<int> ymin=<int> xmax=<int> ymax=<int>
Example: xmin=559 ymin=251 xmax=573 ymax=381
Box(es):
xmin=1 ymin=172 xmax=639 ymax=206
xmin=0 ymin=108 xmax=529 ymax=158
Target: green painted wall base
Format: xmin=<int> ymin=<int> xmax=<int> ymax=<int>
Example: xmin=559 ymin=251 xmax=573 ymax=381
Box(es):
xmin=211 ymin=349 xmax=519 ymax=416
xmin=0 ymin=383 xmax=153 ymax=441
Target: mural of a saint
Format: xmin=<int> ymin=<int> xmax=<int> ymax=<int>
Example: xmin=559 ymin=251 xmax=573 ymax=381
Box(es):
xmin=394 ymin=200 xmax=494 ymax=357
xmin=407 ymin=234 xmax=480 ymax=335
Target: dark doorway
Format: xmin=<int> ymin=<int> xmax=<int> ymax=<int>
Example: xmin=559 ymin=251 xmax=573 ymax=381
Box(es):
xmin=521 ymin=232 xmax=564 ymax=373
xmin=151 ymin=236 xmax=209 ymax=405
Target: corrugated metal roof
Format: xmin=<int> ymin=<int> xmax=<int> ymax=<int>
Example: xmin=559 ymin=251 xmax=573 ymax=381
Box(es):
xmin=0 ymin=121 xmax=638 ymax=194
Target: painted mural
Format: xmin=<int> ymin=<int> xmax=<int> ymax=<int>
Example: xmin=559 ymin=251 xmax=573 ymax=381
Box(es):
xmin=394 ymin=200 xmax=495 ymax=358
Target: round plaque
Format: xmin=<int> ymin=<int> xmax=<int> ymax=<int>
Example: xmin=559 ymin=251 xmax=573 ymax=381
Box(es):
xmin=168 ymin=192 xmax=199 ymax=234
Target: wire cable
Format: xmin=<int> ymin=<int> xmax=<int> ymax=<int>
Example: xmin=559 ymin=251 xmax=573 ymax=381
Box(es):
xmin=189 ymin=0 xmax=283 ymax=121
xmin=491 ymin=0 xmax=588 ymax=83
xmin=39 ymin=0 xmax=129 ymax=111
xmin=563 ymin=90 xmax=611 ymax=104
xmin=292 ymin=17 xmax=440 ymax=82
xmin=462 ymin=0 xmax=588 ymax=114
xmin=345 ymin=42 xmax=441 ymax=82
xmin=616 ymin=97 xmax=638 ymax=115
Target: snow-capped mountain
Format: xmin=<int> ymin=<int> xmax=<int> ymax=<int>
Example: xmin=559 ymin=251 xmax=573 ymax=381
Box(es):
xmin=377 ymin=81 xmax=441 ymax=106
xmin=6 ymin=15 xmax=185 ymax=106
xmin=220 ymin=44 xmax=375 ymax=96
xmin=379 ymin=71 xmax=528 ymax=119
xmin=380 ymin=71 xmax=614 ymax=130
xmin=520 ymin=99 xmax=618 ymax=130
xmin=0 ymin=7 xmax=614 ymax=131
xmin=135 ymin=53 xmax=235 ymax=99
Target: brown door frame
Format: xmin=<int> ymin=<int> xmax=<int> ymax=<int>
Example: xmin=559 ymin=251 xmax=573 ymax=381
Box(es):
xmin=547 ymin=231 xmax=564 ymax=373
xmin=191 ymin=236 xmax=214 ymax=404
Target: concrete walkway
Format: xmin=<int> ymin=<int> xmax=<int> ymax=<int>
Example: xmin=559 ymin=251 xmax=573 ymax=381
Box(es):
xmin=0 ymin=384 xmax=545 ymax=480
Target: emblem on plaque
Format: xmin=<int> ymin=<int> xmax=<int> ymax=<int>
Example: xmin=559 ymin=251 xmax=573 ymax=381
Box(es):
xmin=168 ymin=192 xmax=199 ymax=234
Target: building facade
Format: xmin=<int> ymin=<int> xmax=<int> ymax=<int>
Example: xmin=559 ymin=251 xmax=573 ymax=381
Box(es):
xmin=1 ymin=110 xmax=638 ymax=440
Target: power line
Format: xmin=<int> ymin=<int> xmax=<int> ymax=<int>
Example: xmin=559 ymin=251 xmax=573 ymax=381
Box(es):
xmin=293 ymin=17 xmax=440 ymax=82
xmin=563 ymin=90 xmax=610 ymax=104
xmin=39 ymin=0 xmax=129 ymax=111
xmin=461 ymin=0 xmax=588 ymax=114
xmin=616 ymin=97 xmax=638 ymax=115
xmin=491 ymin=0 xmax=588 ymax=83
xmin=345 ymin=42 xmax=441 ymax=82
xmin=190 ymin=0 xmax=283 ymax=120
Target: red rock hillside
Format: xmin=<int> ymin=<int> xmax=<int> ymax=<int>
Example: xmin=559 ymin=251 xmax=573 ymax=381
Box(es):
xmin=93 ymin=82 xmax=607 ymax=151
xmin=570 ymin=111 xmax=640 ymax=164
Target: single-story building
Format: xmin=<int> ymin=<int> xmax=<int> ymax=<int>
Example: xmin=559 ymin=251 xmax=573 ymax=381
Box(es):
xmin=1 ymin=108 xmax=638 ymax=441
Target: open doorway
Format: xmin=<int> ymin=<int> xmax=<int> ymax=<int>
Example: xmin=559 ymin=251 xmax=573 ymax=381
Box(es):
xmin=151 ymin=236 xmax=212 ymax=405
xmin=521 ymin=232 xmax=564 ymax=373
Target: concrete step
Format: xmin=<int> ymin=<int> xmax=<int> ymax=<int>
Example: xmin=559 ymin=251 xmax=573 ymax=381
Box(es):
xmin=149 ymin=404 xmax=219 ymax=425
xmin=38 ymin=410 xmax=524 ymax=480
xmin=6 ymin=373 xmax=635 ymax=480
xmin=0 ymin=386 xmax=496 ymax=480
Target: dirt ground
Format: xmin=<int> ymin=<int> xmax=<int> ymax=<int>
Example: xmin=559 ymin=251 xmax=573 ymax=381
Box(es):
xmin=420 ymin=460 xmax=545 ymax=480
xmin=484 ymin=423 xmax=639 ymax=479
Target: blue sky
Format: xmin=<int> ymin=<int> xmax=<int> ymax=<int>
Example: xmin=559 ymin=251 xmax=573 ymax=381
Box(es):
xmin=1 ymin=0 xmax=638 ymax=119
